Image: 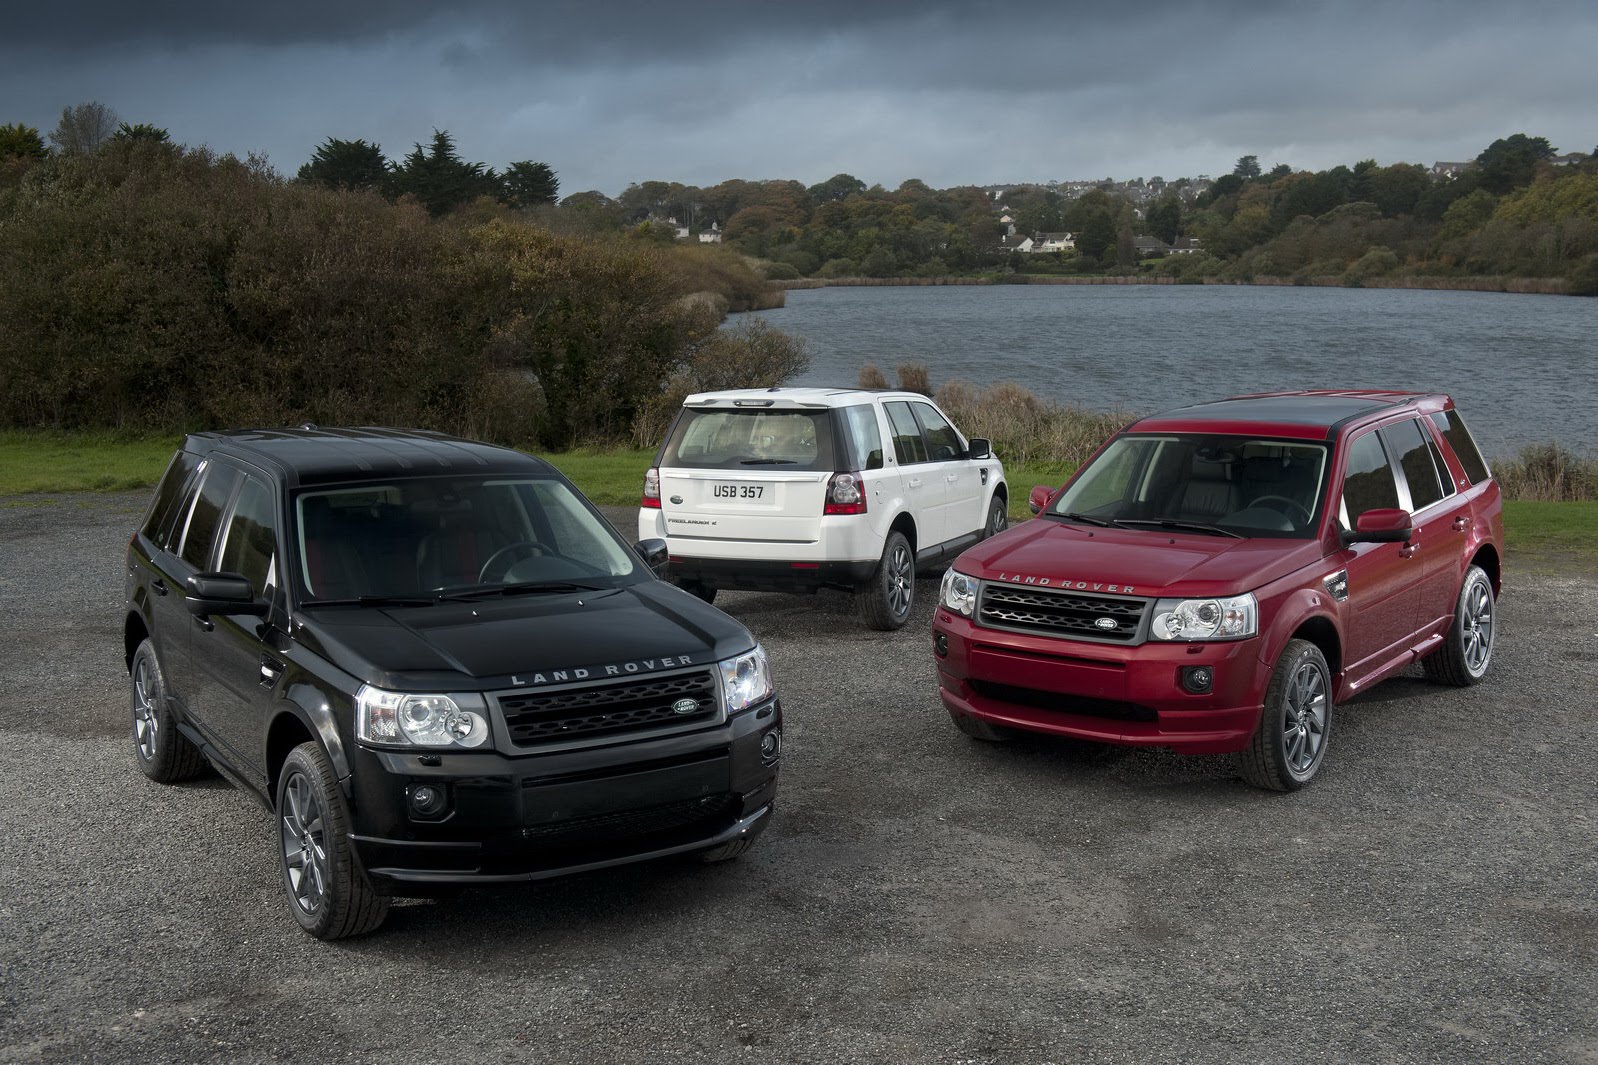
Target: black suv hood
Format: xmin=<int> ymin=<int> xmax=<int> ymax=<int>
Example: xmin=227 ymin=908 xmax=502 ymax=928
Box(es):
xmin=290 ymin=581 xmax=751 ymax=692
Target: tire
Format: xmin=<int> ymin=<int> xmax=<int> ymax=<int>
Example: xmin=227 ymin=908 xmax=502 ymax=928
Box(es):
xmin=982 ymin=494 xmax=1009 ymax=540
xmin=1422 ymin=565 xmax=1496 ymax=687
xmin=1236 ymin=639 xmax=1332 ymax=792
xmin=277 ymin=741 xmax=389 ymax=940
xmin=950 ymin=711 xmax=1011 ymax=742
xmin=699 ymin=836 xmax=758 ymax=864
xmin=858 ymin=530 xmax=915 ymax=630
xmin=675 ymin=579 xmax=717 ymax=605
xmin=130 ymin=639 xmax=207 ymax=783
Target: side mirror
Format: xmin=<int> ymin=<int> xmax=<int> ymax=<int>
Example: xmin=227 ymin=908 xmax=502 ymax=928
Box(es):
xmin=1028 ymin=484 xmax=1055 ymax=515
xmin=185 ymin=572 xmax=268 ymax=617
xmin=1342 ymin=508 xmax=1413 ymax=545
xmin=634 ymin=537 xmax=670 ymax=579
xmin=967 ymin=437 xmax=992 ymax=461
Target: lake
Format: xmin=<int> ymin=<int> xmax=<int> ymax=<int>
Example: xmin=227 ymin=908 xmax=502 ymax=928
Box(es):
xmin=749 ymin=284 xmax=1597 ymax=458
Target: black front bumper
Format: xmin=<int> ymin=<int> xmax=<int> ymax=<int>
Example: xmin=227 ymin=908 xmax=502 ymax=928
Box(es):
xmin=346 ymin=698 xmax=781 ymax=891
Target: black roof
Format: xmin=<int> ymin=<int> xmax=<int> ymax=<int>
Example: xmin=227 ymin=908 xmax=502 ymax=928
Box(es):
xmin=184 ymin=427 xmax=555 ymax=487
xmin=1136 ymin=391 xmax=1430 ymax=432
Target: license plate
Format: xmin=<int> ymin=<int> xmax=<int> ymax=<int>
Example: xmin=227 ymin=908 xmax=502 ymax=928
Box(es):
xmin=711 ymin=483 xmax=767 ymax=500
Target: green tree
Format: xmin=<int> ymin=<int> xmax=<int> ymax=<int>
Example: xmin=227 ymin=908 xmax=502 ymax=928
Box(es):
xmin=1476 ymin=134 xmax=1555 ymax=195
xmin=113 ymin=122 xmax=170 ymax=143
xmin=298 ymin=137 xmax=388 ymax=191
xmin=48 ymin=101 xmax=118 ymax=155
xmin=0 ymin=123 xmax=47 ymax=159
xmin=502 ymin=160 xmax=559 ymax=208
xmin=807 ymin=173 xmax=866 ymax=204
xmin=1146 ymin=194 xmax=1182 ymax=244
xmin=1233 ymin=155 xmax=1261 ymax=180
xmin=389 ymin=130 xmax=500 ymax=216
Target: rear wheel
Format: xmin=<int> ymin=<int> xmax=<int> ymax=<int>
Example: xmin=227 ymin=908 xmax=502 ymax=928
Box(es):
xmin=983 ymin=495 xmax=1008 ymax=539
xmin=858 ymin=531 xmax=914 ymax=630
xmin=130 ymin=640 xmax=207 ymax=783
xmin=1237 ymin=639 xmax=1332 ymax=792
xmin=277 ymin=742 xmax=389 ymax=940
xmin=1422 ymin=565 xmax=1495 ymax=686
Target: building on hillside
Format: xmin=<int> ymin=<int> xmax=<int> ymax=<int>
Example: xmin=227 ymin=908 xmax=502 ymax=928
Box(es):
xmin=1032 ymin=232 xmax=1075 ymax=253
xmin=698 ymin=222 xmax=722 ymax=244
xmin=1169 ymin=236 xmax=1204 ymax=255
xmin=1001 ymin=235 xmax=1035 ymax=253
xmin=1133 ymin=236 xmax=1172 ymax=257
xmin=1551 ymin=152 xmax=1589 ymax=167
xmin=1431 ymin=161 xmax=1470 ymax=180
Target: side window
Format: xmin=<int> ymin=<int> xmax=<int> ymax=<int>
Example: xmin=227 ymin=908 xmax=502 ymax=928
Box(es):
xmin=840 ymin=405 xmax=884 ymax=470
xmin=884 ymin=402 xmax=928 ymax=465
xmin=1380 ymin=419 xmax=1445 ymax=511
xmin=1340 ymin=432 xmax=1400 ymax=528
xmin=1430 ymin=410 xmax=1491 ymax=485
xmin=141 ymin=450 xmax=200 ymax=545
xmin=179 ymin=464 xmax=243 ymax=569
xmin=912 ymin=403 xmax=963 ymax=462
xmin=216 ymin=474 xmax=279 ymax=598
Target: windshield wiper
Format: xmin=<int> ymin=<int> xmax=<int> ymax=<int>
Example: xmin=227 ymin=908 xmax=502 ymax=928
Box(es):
xmin=1045 ymin=511 xmax=1114 ymax=527
xmin=1110 ymin=518 xmax=1245 ymax=540
xmin=300 ymin=595 xmax=438 ymax=608
xmin=436 ymin=581 xmax=605 ymax=601
xmin=738 ymin=458 xmax=798 ymax=465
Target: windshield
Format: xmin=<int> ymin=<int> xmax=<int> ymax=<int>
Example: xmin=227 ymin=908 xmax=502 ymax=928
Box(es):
xmin=292 ymin=476 xmax=639 ymax=601
xmin=1050 ymin=434 xmax=1330 ymax=538
xmin=661 ymin=408 xmax=838 ymax=471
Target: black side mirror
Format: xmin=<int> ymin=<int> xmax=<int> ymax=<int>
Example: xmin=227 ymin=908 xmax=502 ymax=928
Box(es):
xmin=968 ymin=437 xmax=992 ymax=460
xmin=185 ymin=572 xmax=268 ymax=618
xmin=634 ymin=538 xmax=670 ymax=579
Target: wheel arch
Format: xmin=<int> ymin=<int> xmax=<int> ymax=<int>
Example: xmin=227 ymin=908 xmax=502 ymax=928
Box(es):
xmin=1289 ymin=614 xmax=1343 ymax=681
xmin=1469 ymin=543 xmax=1501 ymax=595
xmin=124 ymin=610 xmax=150 ymax=672
xmin=269 ymin=683 xmax=354 ymax=799
xmin=888 ymin=511 xmax=917 ymax=556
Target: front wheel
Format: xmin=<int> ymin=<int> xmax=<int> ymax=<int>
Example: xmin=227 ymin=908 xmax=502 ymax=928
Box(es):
xmin=1236 ymin=639 xmax=1332 ymax=791
xmin=277 ymin=742 xmax=389 ymax=940
xmin=858 ymin=530 xmax=914 ymax=630
xmin=1422 ymin=565 xmax=1495 ymax=686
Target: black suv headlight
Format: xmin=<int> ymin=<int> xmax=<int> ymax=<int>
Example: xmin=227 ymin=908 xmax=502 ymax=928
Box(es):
xmin=356 ymin=686 xmax=492 ymax=748
xmin=719 ymin=645 xmax=773 ymax=714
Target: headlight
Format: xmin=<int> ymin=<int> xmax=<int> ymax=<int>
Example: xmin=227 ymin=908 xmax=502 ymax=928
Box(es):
xmin=940 ymin=569 xmax=979 ymax=616
xmin=1150 ymin=594 xmax=1258 ymax=641
xmin=356 ymin=685 xmax=491 ymax=748
xmin=719 ymin=645 xmax=773 ymax=714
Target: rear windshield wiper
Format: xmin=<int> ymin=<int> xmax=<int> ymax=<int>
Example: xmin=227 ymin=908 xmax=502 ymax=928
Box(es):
xmin=1110 ymin=518 xmax=1245 ymax=540
xmin=738 ymin=458 xmax=798 ymax=465
xmin=1045 ymin=511 xmax=1114 ymax=527
xmin=436 ymin=581 xmax=605 ymax=601
xmin=299 ymin=595 xmax=438 ymax=608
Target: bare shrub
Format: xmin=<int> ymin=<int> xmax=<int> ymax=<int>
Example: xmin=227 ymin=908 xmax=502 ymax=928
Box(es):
xmin=858 ymin=364 xmax=889 ymax=389
xmin=896 ymin=362 xmax=932 ymax=396
xmin=934 ymin=379 xmax=1129 ymax=467
xmin=631 ymin=317 xmax=810 ymax=448
xmin=1494 ymin=443 xmax=1598 ymax=501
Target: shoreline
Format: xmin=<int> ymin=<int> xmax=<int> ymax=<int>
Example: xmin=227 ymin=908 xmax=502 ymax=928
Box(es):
xmin=775 ymin=274 xmax=1573 ymax=295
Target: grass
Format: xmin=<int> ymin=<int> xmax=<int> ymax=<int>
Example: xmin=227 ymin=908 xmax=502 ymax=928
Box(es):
xmin=3 ymin=432 xmax=1594 ymax=574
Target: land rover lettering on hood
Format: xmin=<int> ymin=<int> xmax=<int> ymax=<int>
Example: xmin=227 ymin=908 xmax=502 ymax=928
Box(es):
xmin=933 ymin=391 xmax=1503 ymax=791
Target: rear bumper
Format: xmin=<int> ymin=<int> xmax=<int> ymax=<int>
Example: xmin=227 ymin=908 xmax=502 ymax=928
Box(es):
xmin=638 ymin=508 xmax=882 ymax=580
xmin=933 ymin=611 xmax=1268 ymax=754
xmin=667 ymin=556 xmax=878 ymax=593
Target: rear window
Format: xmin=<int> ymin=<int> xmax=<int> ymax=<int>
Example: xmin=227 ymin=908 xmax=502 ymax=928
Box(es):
xmin=1430 ymin=409 xmax=1491 ymax=485
xmin=140 ymin=450 xmax=200 ymax=546
xmin=661 ymin=408 xmax=838 ymax=472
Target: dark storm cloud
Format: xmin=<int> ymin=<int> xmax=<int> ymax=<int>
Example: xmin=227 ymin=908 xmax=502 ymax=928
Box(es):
xmin=6 ymin=1 xmax=1595 ymax=192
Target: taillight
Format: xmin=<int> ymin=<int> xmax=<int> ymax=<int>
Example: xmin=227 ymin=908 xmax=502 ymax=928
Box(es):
xmin=642 ymin=467 xmax=661 ymax=509
xmin=824 ymin=471 xmax=867 ymax=515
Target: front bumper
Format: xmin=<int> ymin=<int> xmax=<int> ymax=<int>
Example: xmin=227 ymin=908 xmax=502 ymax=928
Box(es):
xmin=345 ymin=698 xmax=781 ymax=890
xmin=933 ymin=611 xmax=1269 ymax=754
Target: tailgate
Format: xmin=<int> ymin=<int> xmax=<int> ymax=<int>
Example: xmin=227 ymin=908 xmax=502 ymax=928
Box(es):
xmin=659 ymin=468 xmax=830 ymax=544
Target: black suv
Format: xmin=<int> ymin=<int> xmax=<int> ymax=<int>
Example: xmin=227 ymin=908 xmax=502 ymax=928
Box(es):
xmin=124 ymin=428 xmax=781 ymax=939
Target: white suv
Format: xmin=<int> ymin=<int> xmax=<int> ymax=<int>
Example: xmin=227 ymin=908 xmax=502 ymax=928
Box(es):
xmin=638 ymin=387 xmax=1008 ymax=629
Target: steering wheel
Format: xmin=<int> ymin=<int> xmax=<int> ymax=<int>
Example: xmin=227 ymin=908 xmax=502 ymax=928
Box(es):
xmin=1252 ymin=495 xmax=1313 ymax=526
xmin=477 ymin=541 xmax=550 ymax=583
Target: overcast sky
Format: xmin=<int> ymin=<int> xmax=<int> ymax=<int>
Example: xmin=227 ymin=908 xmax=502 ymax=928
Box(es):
xmin=6 ymin=1 xmax=1595 ymax=195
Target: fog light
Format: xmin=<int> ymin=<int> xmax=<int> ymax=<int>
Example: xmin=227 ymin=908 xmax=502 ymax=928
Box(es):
xmin=934 ymin=632 xmax=949 ymax=657
xmin=1181 ymin=665 xmax=1214 ymax=694
xmin=759 ymin=729 xmax=781 ymax=765
xmin=409 ymin=783 xmax=446 ymax=817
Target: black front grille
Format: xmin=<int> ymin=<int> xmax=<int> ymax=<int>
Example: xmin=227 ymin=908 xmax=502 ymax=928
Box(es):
xmin=969 ymin=680 xmax=1156 ymax=722
xmin=496 ymin=668 xmax=719 ymax=747
xmin=978 ymin=584 xmax=1148 ymax=642
xmin=521 ymin=793 xmax=741 ymax=856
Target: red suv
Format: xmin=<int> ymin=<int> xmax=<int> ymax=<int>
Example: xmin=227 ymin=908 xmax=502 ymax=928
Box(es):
xmin=932 ymin=391 xmax=1502 ymax=790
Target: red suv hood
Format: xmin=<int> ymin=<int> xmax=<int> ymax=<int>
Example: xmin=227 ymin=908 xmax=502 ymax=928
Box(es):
xmin=957 ymin=519 xmax=1328 ymax=598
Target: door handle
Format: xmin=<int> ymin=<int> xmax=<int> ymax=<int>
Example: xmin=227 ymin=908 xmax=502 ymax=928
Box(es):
xmin=945 ymin=474 xmax=959 ymax=483
xmin=151 ymin=578 xmax=169 ymax=597
xmin=908 ymin=478 xmax=923 ymax=488
xmin=259 ymin=655 xmax=283 ymax=688
xmin=1399 ymin=539 xmax=1419 ymax=559
xmin=1452 ymin=516 xmax=1470 ymax=531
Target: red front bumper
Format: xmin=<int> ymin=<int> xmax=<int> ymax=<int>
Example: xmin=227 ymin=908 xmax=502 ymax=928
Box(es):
xmin=933 ymin=609 xmax=1270 ymax=755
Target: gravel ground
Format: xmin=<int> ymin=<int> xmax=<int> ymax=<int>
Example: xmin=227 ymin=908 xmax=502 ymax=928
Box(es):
xmin=1 ymin=492 xmax=1595 ymax=1064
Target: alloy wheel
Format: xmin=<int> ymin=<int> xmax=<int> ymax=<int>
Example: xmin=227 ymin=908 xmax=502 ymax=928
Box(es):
xmin=1282 ymin=659 xmax=1328 ymax=775
xmin=132 ymin=655 xmax=159 ymax=761
xmin=1463 ymin=579 xmax=1494 ymax=674
xmin=887 ymin=543 xmax=913 ymax=617
xmin=280 ymin=771 xmax=329 ymax=916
